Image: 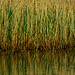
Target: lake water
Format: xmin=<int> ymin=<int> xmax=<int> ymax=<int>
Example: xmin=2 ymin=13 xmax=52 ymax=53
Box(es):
xmin=0 ymin=49 xmax=75 ymax=75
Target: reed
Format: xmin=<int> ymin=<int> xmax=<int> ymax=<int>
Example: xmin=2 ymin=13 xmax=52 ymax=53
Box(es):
xmin=0 ymin=0 xmax=75 ymax=51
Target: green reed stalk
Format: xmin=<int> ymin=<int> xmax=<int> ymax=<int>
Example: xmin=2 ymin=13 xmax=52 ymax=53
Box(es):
xmin=26 ymin=7 xmax=31 ymax=49
xmin=1 ymin=12 xmax=4 ymax=46
xmin=58 ymin=10 xmax=61 ymax=42
xmin=27 ymin=7 xmax=29 ymax=39
xmin=0 ymin=9 xmax=2 ymax=23
xmin=33 ymin=15 xmax=36 ymax=50
xmin=20 ymin=9 xmax=23 ymax=48
xmin=61 ymin=11 xmax=63 ymax=45
xmin=0 ymin=9 xmax=2 ymax=44
xmin=69 ymin=13 xmax=74 ymax=44
xmin=23 ymin=7 xmax=27 ymax=47
xmin=7 ymin=8 xmax=13 ymax=46
xmin=0 ymin=9 xmax=2 ymax=42
xmin=25 ymin=6 xmax=28 ymax=48
xmin=68 ymin=13 xmax=71 ymax=43
xmin=21 ymin=11 xmax=26 ymax=49
xmin=17 ymin=20 xmax=20 ymax=47
xmin=47 ymin=9 xmax=51 ymax=39
xmin=52 ymin=9 xmax=57 ymax=36
xmin=66 ymin=13 xmax=69 ymax=42
xmin=74 ymin=15 xmax=75 ymax=38
xmin=17 ymin=9 xmax=22 ymax=47
xmin=21 ymin=17 xmax=25 ymax=47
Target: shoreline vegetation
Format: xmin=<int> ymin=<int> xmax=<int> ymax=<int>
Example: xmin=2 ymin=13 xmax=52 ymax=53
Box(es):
xmin=0 ymin=0 xmax=75 ymax=52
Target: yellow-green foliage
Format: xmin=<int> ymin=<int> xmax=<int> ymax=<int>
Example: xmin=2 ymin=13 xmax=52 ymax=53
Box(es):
xmin=0 ymin=0 xmax=75 ymax=50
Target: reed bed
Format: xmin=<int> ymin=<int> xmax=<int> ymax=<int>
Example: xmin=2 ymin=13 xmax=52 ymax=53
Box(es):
xmin=0 ymin=0 xmax=75 ymax=51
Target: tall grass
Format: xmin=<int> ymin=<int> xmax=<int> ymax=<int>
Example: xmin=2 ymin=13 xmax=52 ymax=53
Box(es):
xmin=0 ymin=0 xmax=75 ymax=51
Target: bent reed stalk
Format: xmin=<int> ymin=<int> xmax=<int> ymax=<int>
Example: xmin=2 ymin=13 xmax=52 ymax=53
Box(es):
xmin=0 ymin=0 xmax=75 ymax=51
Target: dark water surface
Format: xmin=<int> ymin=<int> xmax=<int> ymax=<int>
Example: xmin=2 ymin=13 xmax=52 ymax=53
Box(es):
xmin=0 ymin=49 xmax=75 ymax=75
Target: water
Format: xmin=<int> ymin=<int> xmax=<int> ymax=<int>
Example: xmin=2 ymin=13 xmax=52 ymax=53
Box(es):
xmin=0 ymin=49 xmax=75 ymax=75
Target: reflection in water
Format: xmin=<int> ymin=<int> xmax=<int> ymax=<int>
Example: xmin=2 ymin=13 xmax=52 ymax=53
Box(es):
xmin=0 ymin=50 xmax=75 ymax=75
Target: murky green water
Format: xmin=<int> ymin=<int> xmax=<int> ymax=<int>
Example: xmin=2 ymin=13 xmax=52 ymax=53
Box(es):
xmin=0 ymin=50 xmax=75 ymax=75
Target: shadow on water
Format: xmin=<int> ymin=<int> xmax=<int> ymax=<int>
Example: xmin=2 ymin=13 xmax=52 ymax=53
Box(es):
xmin=0 ymin=49 xmax=75 ymax=75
